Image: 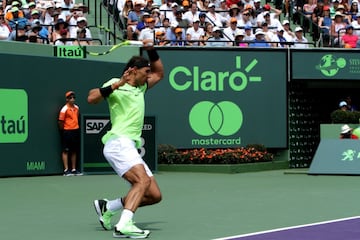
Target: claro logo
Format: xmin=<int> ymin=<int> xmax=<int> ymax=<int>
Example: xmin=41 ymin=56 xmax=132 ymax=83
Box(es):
xmin=0 ymin=89 xmax=28 ymax=143
xmin=168 ymin=56 xmax=261 ymax=146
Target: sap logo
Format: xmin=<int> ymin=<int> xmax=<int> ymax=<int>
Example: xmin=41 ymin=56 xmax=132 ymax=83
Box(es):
xmin=86 ymin=119 xmax=110 ymax=134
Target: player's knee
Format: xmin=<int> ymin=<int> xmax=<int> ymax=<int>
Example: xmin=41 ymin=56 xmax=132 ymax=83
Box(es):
xmin=152 ymin=191 xmax=162 ymax=204
xmin=138 ymin=175 xmax=151 ymax=189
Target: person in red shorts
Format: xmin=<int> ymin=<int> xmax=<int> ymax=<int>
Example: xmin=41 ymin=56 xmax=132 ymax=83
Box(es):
xmin=58 ymin=91 xmax=82 ymax=176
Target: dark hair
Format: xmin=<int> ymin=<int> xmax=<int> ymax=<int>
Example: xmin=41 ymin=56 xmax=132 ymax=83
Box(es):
xmin=122 ymin=56 xmax=150 ymax=74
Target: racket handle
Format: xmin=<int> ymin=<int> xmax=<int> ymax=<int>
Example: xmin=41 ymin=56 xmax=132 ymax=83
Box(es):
xmin=127 ymin=40 xmax=154 ymax=47
xmin=127 ymin=40 xmax=144 ymax=46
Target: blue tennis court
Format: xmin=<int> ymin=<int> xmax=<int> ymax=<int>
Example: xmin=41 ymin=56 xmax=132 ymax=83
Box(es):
xmin=216 ymin=216 xmax=360 ymax=240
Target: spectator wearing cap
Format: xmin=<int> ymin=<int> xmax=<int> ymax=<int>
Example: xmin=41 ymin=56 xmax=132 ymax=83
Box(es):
xmin=126 ymin=1 xmax=145 ymax=39
xmin=5 ymin=1 xmax=25 ymax=21
xmin=40 ymin=2 xmax=55 ymax=26
xmin=183 ymin=2 xmax=201 ymax=25
xmin=238 ymin=10 xmax=253 ymax=28
xmin=260 ymin=21 xmax=275 ymax=42
xmin=138 ymin=17 xmax=156 ymax=41
xmin=227 ymin=4 xmax=241 ymax=22
xmin=282 ymin=19 xmax=295 ymax=41
xmin=154 ymin=30 xmax=168 ymax=45
xmin=341 ymin=25 xmax=358 ymax=47
xmin=61 ymin=0 xmax=74 ymax=17
xmin=206 ymin=2 xmax=227 ymax=27
xmin=198 ymin=12 xmax=208 ymax=28
xmin=351 ymin=12 xmax=360 ymax=38
xmin=31 ymin=18 xmax=49 ymax=41
xmin=256 ymin=4 xmax=281 ymax=27
xmin=26 ymin=20 xmax=43 ymax=43
xmin=24 ymin=1 xmax=37 ymax=20
xmin=73 ymin=27 xmax=91 ymax=45
xmin=29 ymin=9 xmax=41 ymax=23
xmin=335 ymin=3 xmax=351 ymax=23
xmin=182 ymin=0 xmax=191 ymax=13
xmin=330 ymin=0 xmax=340 ymax=18
xmin=207 ymin=26 xmax=227 ymax=46
xmin=259 ymin=11 xmax=281 ymax=33
xmin=6 ymin=6 xmax=28 ymax=30
xmin=243 ymin=24 xmax=255 ymax=41
xmin=135 ymin=12 xmax=152 ymax=37
xmin=318 ymin=5 xmax=332 ymax=46
xmin=292 ymin=26 xmax=309 ymax=48
xmin=271 ymin=26 xmax=289 ymax=47
xmin=338 ymin=0 xmax=350 ymax=12
xmin=339 ymin=124 xmax=358 ymax=139
xmin=223 ymin=17 xmax=241 ymax=44
xmin=68 ymin=4 xmax=86 ymax=32
xmin=348 ymin=0 xmax=359 ymax=22
xmin=253 ymin=0 xmax=263 ymax=17
xmin=0 ymin=13 xmax=11 ymax=40
xmin=171 ymin=26 xmax=187 ymax=45
xmin=58 ymin=91 xmax=82 ymax=176
xmin=166 ymin=20 xmax=185 ymax=44
xmin=174 ymin=9 xmax=190 ymax=28
xmin=52 ymin=18 xmax=69 ymax=44
xmin=164 ymin=2 xmax=178 ymax=24
xmin=70 ymin=16 xmax=92 ymax=40
xmin=234 ymin=30 xmax=248 ymax=47
xmin=186 ymin=17 xmax=205 ymax=45
xmin=331 ymin=11 xmax=347 ymax=46
xmin=159 ymin=0 xmax=173 ymax=22
xmin=248 ymin=28 xmax=270 ymax=47
xmin=148 ymin=8 xmax=159 ymax=27
xmin=339 ymin=100 xmax=349 ymax=111
xmin=5 ymin=3 xmax=25 ymax=22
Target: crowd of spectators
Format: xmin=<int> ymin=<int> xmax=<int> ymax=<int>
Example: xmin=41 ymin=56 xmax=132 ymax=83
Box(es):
xmin=0 ymin=0 xmax=92 ymax=45
xmin=106 ymin=0 xmax=312 ymax=47
xmin=2 ymin=0 xmax=359 ymax=48
xmin=293 ymin=0 xmax=360 ymax=47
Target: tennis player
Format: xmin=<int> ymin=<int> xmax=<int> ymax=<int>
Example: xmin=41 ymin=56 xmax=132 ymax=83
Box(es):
xmin=88 ymin=40 xmax=164 ymax=239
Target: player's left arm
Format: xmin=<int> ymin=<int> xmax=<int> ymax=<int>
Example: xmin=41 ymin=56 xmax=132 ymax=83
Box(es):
xmin=144 ymin=40 xmax=164 ymax=89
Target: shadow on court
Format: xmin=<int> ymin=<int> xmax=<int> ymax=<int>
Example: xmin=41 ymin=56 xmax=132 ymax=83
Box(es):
xmin=0 ymin=170 xmax=359 ymax=240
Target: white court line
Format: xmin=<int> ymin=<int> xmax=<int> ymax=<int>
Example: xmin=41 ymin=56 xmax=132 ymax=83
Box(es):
xmin=213 ymin=216 xmax=360 ymax=240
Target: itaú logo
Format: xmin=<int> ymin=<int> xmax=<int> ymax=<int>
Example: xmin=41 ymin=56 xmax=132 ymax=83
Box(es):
xmin=189 ymin=101 xmax=243 ymax=136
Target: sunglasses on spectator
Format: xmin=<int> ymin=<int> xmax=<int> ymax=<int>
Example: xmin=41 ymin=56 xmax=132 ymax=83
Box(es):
xmin=67 ymin=96 xmax=76 ymax=99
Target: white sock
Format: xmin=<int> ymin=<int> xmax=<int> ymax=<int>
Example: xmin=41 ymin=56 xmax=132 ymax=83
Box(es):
xmin=116 ymin=209 xmax=134 ymax=229
xmin=106 ymin=198 xmax=123 ymax=212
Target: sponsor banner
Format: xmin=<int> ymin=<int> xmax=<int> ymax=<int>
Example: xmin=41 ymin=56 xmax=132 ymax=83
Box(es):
xmin=82 ymin=115 xmax=156 ymax=173
xmin=145 ymin=49 xmax=288 ymax=148
xmin=292 ymin=50 xmax=360 ymax=79
xmin=54 ymin=46 xmax=86 ymax=59
xmin=0 ymin=89 xmax=28 ymax=143
xmin=309 ymin=139 xmax=360 ymax=175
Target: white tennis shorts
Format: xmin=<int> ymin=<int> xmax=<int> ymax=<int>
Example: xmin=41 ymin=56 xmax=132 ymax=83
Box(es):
xmin=103 ymin=137 xmax=153 ymax=178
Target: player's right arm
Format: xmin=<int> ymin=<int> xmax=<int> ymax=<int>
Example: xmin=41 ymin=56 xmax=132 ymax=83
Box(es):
xmin=87 ymin=75 xmax=129 ymax=104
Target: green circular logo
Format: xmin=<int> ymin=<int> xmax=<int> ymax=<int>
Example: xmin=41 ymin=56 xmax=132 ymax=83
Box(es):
xmin=316 ymin=54 xmax=346 ymax=77
xmin=189 ymin=101 xmax=243 ymax=136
